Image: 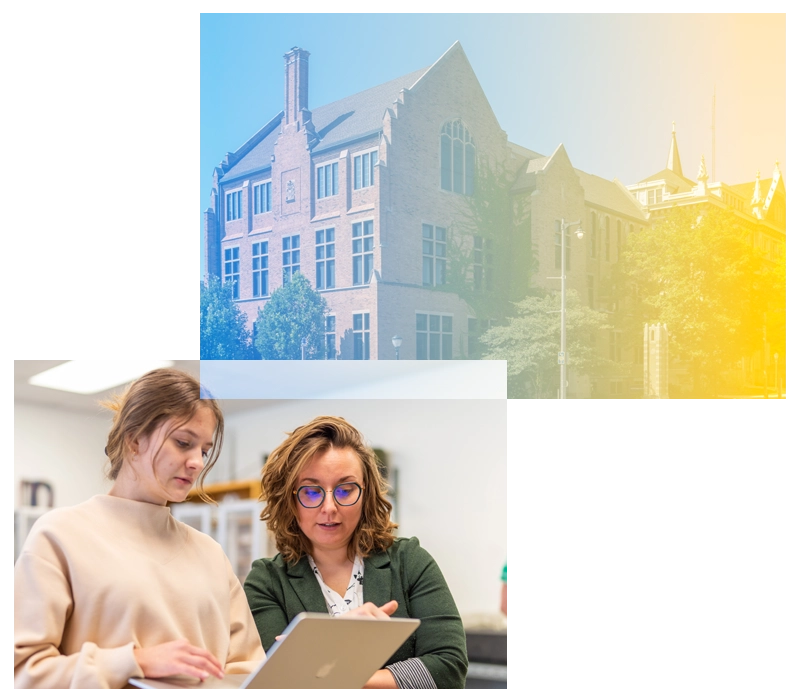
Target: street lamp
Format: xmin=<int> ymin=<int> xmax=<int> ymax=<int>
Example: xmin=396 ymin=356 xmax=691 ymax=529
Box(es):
xmin=549 ymin=218 xmax=584 ymax=399
xmin=392 ymin=335 xmax=402 ymax=360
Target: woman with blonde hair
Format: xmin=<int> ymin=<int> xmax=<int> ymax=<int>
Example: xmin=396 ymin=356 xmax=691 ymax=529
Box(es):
xmin=14 ymin=368 xmax=265 ymax=688
xmin=244 ymin=415 xmax=467 ymax=689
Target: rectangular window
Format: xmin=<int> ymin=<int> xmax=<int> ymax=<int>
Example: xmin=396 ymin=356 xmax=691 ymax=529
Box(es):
xmin=352 ymin=220 xmax=374 ymax=285
xmin=416 ymin=313 xmax=453 ymax=360
xmin=252 ymin=241 xmax=269 ymax=298
xmin=422 ymin=224 xmax=447 ymax=286
xmin=325 ymin=315 xmax=336 ymax=360
xmin=587 ymin=275 xmax=594 ymax=309
xmin=225 ymin=190 xmax=242 ymax=221
xmin=616 ymin=220 xmax=622 ymax=261
xmin=282 ymin=234 xmax=300 ymax=285
xmin=353 ymin=150 xmax=378 ymax=190
xmin=253 ymin=181 xmax=272 ymax=215
xmin=554 ymin=221 xmax=571 ymax=271
xmin=353 ymin=313 xmax=370 ymax=360
xmin=315 ymin=228 xmax=335 ymax=290
xmin=224 ymin=247 xmax=240 ymax=299
xmin=316 ymin=162 xmax=339 ymax=199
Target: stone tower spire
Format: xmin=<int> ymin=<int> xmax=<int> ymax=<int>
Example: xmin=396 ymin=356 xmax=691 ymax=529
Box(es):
xmin=666 ymin=121 xmax=684 ymax=178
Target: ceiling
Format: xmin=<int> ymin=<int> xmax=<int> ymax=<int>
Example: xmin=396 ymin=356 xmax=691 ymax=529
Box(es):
xmin=13 ymin=361 xmax=281 ymax=416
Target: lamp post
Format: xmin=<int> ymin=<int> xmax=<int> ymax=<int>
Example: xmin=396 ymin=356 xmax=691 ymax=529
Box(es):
xmin=553 ymin=218 xmax=584 ymax=399
xmin=391 ymin=335 xmax=402 ymax=360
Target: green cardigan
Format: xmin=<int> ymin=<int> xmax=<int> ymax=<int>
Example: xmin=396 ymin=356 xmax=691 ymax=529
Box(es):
xmin=244 ymin=537 xmax=468 ymax=689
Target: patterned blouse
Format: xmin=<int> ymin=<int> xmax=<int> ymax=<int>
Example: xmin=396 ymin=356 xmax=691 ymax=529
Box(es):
xmin=306 ymin=554 xmax=436 ymax=689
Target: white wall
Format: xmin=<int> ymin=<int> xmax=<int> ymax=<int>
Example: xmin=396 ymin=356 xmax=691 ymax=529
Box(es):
xmin=212 ymin=399 xmax=507 ymax=618
xmin=13 ymin=397 xmax=507 ymax=619
xmin=14 ymin=402 xmax=112 ymax=509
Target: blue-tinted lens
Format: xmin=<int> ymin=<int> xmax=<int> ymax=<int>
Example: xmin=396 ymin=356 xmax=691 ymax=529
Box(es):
xmin=333 ymin=483 xmax=361 ymax=505
xmin=298 ymin=486 xmax=324 ymax=507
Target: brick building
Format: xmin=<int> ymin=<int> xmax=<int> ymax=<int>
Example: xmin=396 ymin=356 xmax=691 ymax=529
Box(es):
xmin=203 ymin=43 xmax=649 ymax=395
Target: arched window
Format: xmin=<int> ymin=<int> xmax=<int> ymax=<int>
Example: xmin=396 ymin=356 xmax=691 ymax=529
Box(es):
xmin=440 ymin=119 xmax=475 ymax=195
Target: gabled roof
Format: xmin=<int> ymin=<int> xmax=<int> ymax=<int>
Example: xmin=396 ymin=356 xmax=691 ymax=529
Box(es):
xmin=576 ymin=170 xmax=648 ymax=221
xmin=634 ymin=168 xmax=696 ymax=193
xmin=220 ymin=66 xmax=429 ymax=184
xmin=510 ymin=143 xmax=647 ymax=221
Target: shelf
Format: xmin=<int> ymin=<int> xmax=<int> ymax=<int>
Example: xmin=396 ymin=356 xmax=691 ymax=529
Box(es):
xmin=185 ymin=478 xmax=261 ymax=503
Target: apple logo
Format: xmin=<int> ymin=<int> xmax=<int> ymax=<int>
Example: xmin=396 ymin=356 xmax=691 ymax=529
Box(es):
xmin=315 ymin=661 xmax=337 ymax=679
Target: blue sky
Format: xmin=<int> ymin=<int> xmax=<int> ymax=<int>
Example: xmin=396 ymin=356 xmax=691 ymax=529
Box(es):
xmin=200 ymin=13 xmax=785 ymax=273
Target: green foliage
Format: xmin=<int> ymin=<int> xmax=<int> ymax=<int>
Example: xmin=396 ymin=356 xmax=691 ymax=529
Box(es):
xmin=253 ymin=274 xmax=328 ymax=360
xmin=621 ymin=206 xmax=770 ymax=393
xmin=200 ymin=277 xmax=255 ymax=360
xmin=481 ymin=289 xmax=612 ymax=398
xmin=446 ymin=160 xmax=534 ymax=322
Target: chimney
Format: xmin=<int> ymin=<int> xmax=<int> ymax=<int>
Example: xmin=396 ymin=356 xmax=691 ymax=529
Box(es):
xmin=284 ymin=47 xmax=311 ymax=126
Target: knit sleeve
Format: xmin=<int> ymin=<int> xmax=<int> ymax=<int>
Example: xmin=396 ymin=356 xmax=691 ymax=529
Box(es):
xmin=14 ymin=549 xmax=142 ymax=689
xmin=223 ymin=559 xmax=267 ymax=673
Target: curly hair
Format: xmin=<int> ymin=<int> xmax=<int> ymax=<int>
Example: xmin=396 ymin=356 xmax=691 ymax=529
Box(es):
xmin=100 ymin=367 xmax=224 ymax=504
xmin=260 ymin=416 xmax=397 ymax=564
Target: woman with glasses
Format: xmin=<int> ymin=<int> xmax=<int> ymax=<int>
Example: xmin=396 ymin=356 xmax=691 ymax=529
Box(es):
xmin=14 ymin=368 xmax=265 ymax=688
xmin=244 ymin=416 xmax=467 ymax=689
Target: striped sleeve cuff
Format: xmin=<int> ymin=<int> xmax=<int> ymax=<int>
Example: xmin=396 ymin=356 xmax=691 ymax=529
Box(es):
xmin=386 ymin=657 xmax=437 ymax=689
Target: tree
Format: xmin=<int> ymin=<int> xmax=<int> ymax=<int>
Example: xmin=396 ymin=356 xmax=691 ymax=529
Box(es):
xmin=445 ymin=160 xmax=534 ymax=326
xmin=200 ymin=277 xmax=255 ymax=360
xmin=621 ymin=206 xmax=767 ymax=395
xmin=254 ymin=274 xmax=328 ymax=360
xmin=481 ymin=289 xmax=613 ymax=398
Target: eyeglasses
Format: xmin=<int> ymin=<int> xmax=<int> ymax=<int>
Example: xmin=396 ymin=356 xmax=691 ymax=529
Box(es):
xmin=293 ymin=482 xmax=363 ymax=509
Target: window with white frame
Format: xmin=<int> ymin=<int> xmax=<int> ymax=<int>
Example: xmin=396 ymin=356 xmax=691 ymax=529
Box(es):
xmin=253 ymin=181 xmax=272 ymax=215
xmin=647 ymin=188 xmax=663 ymax=205
xmin=224 ymin=247 xmax=240 ymax=299
xmin=252 ymin=241 xmax=268 ymax=298
xmin=315 ymin=228 xmax=335 ymax=290
xmin=440 ymin=119 xmax=475 ymax=195
xmin=325 ymin=315 xmax=337 ymax=360
xmin=225 ymin=190 xmax=242 ymax=221
xmin=352 ymin=220 xmax=374 ymax=285
xmin=282 ymin=235 xmax=300 ymax=284
xmin=422 ymin=224 xmax=446 ymax=286
xmin=316 ymin=161 xmax=339 ymax=199
xmin=354 ymin=150 xmax=377 ymax=190
xmin=353 ymin=313 xmax=370 ymax=360
xmin=416 ymin=313 xmax=453 ymax=360
xmin=473 ymin=236 xmax=493 ymax=291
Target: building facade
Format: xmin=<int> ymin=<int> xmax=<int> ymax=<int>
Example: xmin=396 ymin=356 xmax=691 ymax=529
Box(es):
xmin=205 ymin=45 xmax=785 ymax=397
xmin=626 ymin=125 xmax=786 ymax=394
xmin=204 ymin=43 xmax=655 ymax=397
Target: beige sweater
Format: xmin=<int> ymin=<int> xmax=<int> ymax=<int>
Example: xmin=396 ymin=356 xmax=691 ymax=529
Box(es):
xmin=14 ymin=494 xmax=265 ymax=689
